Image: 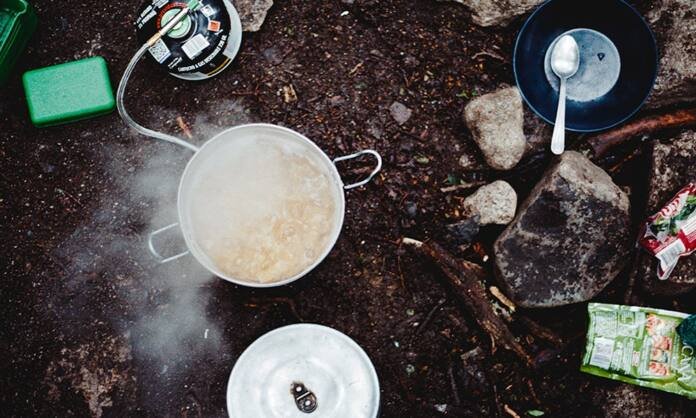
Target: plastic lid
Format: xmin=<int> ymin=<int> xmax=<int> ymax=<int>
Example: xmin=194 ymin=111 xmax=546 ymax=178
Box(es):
xmin=227 ymin=324 xmax=380 ymax=418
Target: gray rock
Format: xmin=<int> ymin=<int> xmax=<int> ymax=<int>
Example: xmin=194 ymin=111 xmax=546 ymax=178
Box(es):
xmin=262 ymin=46 xmax=283 ymax=64
xmin=405 ymin=201 xmax=418 ymax=218
xmin=458 ymin=150 xmax=488 ymax=171
xmin=640 ymin=130 xmax=696 ymax=295
xmin=234 ymin=0 xmax=274 ymax=32
xmin=462 ymin=180 xmax=517 ymax=225
xmin=493 ymin=151 xmax=632 ymax=307
xmin=594 ymin=383 xmax=686 ymax=418
xmin=439 ymin=0 xmax=544 ymax=27
xmin=645 ymin=0 xmax=696 ymax=108
xmin=446 ymin=217 xmax=480 ymax=244
xmin=464 ymin=87 xmax=527 ymax=170
xmin=390 ymin=101 xmax=413 ymax=125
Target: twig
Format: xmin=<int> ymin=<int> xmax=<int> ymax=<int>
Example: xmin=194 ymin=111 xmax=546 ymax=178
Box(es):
xmin=447 ymin=313 xmax=469 ymax=334
xmin=402 ymin=238 xmax=534 ymax=367
xmin=489 ymin=286 xmax=516 ymax=313
xmin=397 ymin=240 xmax=406 ymax=290
xmin=440 ymin=180 xmax=487 ymax=193
xmin=587 ymin=107 xmax=696 ymax=157
xmin=448 ymin=364 xmax=461 ymax=405
xmin=416 ymin=298 xmax=447 ymax=335
xmin=527 ymin=379 xmax=541 ymax=405
xmin=472 ymin=50 xmax=507 ymax=62
xmin=349 ymin=62 xmax=364 ymax=76
xmin=516 ymin=316 xmax=564 ymax=348
xmin=176 ymin=116 xmax=193 ymax=139
xmin=503 ymin=404 xmax=521 ymax=418
xmin=608 ymin=146 xmax=643 ymax=173
xmin=492 ymin=384 xmax=502 ymax=418
xmin=282 ymin=84 xmax=298 ymax=103
xmin=55 ymin=187 xmax=84 ymax=208
xmin=228 ymin=91 xmax=257 ymax=96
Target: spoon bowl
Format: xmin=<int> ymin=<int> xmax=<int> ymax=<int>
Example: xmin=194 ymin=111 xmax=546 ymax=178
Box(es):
xmin=551 ymin=35 xmax=580 ymax=78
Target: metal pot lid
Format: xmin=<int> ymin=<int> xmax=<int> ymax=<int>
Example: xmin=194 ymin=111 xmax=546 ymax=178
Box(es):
xmin=227 ymin=324 xmax=380 ymax=418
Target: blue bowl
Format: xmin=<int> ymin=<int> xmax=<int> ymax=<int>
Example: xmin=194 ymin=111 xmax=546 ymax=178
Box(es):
xmin=514 ymin=0 xmax=658 ymax=132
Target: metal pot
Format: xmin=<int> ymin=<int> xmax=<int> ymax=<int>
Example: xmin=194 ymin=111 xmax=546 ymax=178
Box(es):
xmin=147 ymin=123 xmax=381 ymax=287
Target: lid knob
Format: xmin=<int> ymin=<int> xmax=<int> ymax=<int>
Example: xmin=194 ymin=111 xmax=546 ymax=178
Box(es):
xmin=291 ymin=382 xmax=317 ymax=413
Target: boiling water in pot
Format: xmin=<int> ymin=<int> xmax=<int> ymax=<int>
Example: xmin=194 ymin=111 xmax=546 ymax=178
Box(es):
xmin=186 ymin=134 xmax=342 ymax=284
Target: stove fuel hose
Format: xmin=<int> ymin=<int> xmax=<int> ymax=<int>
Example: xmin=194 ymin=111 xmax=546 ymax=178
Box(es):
xmin=116 ymin=4 xmax=200 ymax=152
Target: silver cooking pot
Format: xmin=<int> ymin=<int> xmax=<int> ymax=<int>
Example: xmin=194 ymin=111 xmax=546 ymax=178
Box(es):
xmin=147 ymin=123 xmax=382 ymax=287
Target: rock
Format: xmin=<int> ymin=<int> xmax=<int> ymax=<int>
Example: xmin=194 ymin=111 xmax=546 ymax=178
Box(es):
xmin=462 ymin=181 xmax=517 ymax=225
xmin=328 ymin=95 xmax=345 ymax=107
xmin=593 ymin=383 xmax=686 ymax=418
xmin=405 ymin=201 xmax=418 ymax=218
xmin=234 ymin=0 xmax=274 ymax=32
xmin=261 ymin=46 xmax=283 ymax=65
xmin=639 ymin=130 xmax=696 ymax=295
xmin=439 ymin=0 xmax=544 ymax=27
xmin=390 ymin=101 xmax=412 ymax=125
xmin=458 ymin=154 xmax=476 ymax=169
xmin=493 ymin=152 xmax=631 ymax=307
xmin=464 ymin=87 xmax=527 ymax=170
xmin=645 ymin=0 xmax=696 ymax=108
xmin=446 ymin=217 xmax=480 ymax=245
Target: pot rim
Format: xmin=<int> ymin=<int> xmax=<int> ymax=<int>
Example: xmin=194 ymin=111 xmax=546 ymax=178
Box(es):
xmin=176 ymin=123 xmax=347 ymax=288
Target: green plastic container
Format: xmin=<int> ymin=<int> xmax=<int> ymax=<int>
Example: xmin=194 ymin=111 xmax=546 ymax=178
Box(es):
xmin=0 ymin=0 xmax=37 ymax=86
xmin=23 ymin=56 xmax=116 ymax=127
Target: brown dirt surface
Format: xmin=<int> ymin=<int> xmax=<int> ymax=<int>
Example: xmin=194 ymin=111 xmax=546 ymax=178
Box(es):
xmin=1 ymin=0 xmax=694 ymax=417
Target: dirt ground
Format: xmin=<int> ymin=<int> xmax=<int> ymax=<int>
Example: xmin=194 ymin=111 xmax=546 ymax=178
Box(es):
xmin=1 ymin=0 xmax=694 ymax=417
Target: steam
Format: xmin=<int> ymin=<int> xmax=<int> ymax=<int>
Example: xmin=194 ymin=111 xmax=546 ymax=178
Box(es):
xmin=47 ymin=99 xmax=251 ymax=410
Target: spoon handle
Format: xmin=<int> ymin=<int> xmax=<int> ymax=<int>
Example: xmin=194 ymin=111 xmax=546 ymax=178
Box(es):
xmin=551 ymin=78 xmax=567 ymax=155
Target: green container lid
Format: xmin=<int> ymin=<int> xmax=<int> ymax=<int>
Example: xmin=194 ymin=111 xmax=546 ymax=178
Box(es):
xmin=0 ymin=0 xmax=37 ymax=86
xmin=23 ymin=56 xmax=116 ymax=127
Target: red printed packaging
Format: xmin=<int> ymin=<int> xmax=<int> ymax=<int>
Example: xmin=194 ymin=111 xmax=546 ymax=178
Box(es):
xmin=639 ymin=183 xmax=696 ymax=280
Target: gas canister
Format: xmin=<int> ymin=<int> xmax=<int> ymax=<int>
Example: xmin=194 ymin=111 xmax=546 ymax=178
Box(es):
xmin=135 ymin=0 xmax=242 ymax=80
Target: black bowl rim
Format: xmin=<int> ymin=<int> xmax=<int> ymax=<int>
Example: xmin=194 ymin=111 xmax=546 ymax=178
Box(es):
xmin=513 ymin=0 xmax=659 ymax=133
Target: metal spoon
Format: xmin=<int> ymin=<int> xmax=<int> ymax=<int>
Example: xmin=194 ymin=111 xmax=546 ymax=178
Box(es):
xmin=550 ymin=35 xmax=580 ymax=155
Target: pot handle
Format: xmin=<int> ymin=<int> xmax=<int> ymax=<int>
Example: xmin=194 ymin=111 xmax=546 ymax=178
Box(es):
xmin=147 ymin=223 xmax=190 ymax=264
xmin=333 ymin=150 xmax=382 ymax=190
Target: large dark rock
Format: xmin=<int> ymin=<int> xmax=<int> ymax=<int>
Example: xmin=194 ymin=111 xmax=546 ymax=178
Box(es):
xmin=493 ymin=152 xmax=632 ymax=307
xmin=640 ymin=130 xmax=696 ymax=295
xmin=645 ymin=0 xmax=696 ymax=108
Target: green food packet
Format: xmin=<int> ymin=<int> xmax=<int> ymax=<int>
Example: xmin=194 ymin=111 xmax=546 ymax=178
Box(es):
xmin=581 ymin=303 xmax=696 ymax=399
